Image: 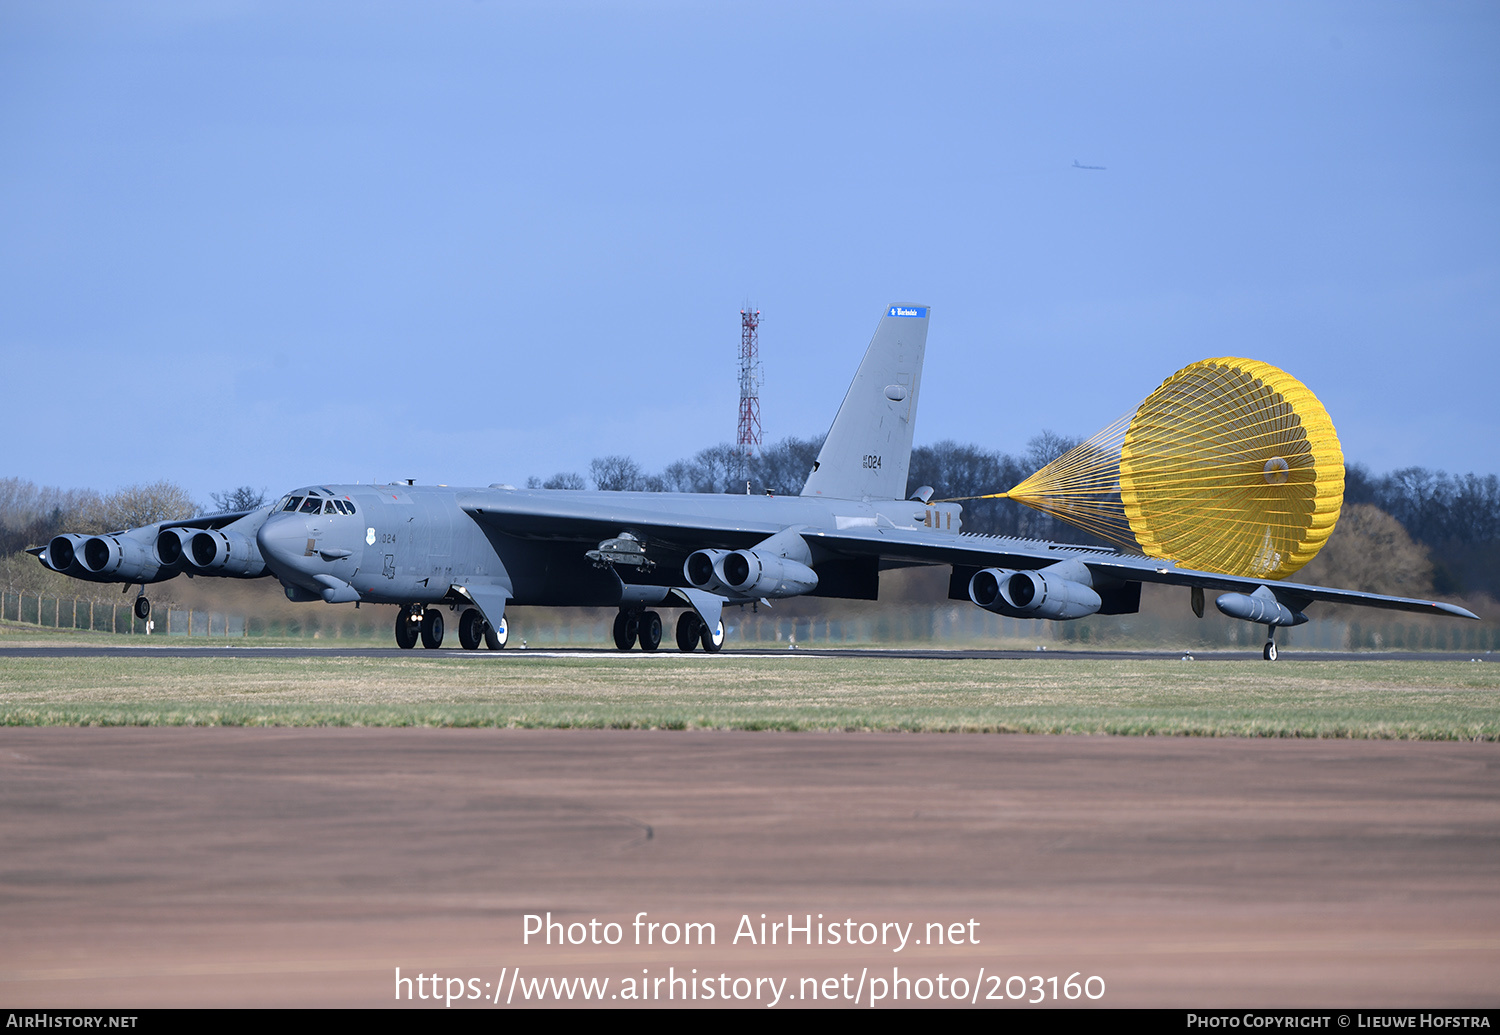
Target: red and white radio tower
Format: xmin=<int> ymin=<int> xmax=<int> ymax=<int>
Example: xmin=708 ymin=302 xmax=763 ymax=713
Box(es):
xmin=737 ymin=305 xmax=763 ymax=476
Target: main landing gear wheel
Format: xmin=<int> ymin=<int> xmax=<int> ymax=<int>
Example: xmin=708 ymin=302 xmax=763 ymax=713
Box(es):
xmin=612 ymin=611 xmax=639 ymax=651
xmin=1263 ymin=640 xmax=1278 ymax=662
xmin=133 ymin=596 xmax=151 ymax=621
xmin=420 ymin=607 xmax=445 ymax=649
xmin=637 ymin=610 xmax=662 ymax=652
xmin=458 ymin=608 xmax=487 ymax=651
xmin=395 ymin=606 xmax=420 ymax=649
xmin=485 ymin=616 xmax=507 ymax=650
xmin=676 ymin=611 xmax=702 ymax=652
xmin=701 ymin=619 xmax=725 ymax=653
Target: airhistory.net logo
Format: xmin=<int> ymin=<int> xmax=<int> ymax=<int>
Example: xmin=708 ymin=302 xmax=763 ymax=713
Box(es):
xmin=888 ymin=306 xmax=927 ymax=318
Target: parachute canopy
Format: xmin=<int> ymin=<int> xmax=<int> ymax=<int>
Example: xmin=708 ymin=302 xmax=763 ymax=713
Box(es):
xmin=995 ymin=357 xmax=1345 ymax=580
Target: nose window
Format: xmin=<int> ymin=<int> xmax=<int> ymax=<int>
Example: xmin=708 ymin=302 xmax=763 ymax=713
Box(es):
xmin=283 ymin=497 xmax=304 ymax=512
xmin=299 ymin=497 xmax=323 ymax=514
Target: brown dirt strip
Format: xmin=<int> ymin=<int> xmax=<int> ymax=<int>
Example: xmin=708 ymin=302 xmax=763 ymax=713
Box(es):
xmin=0 ymin=729 xmax=1496 ymax=1008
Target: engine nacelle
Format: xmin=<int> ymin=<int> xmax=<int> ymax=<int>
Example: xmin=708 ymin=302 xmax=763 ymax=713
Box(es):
xmin=969 ymin=566 xmax=1102 ymax=620
xmin=720 ymin=549 xmax=819 ymax=599
xmin=186 ymin=529 xmax=266 ymax=577
xmin=684 ymin=549 xmax=734 ymax=594
xmin=155 ymin=527 xmax=195 ymax=567
xmin=44 ymin=534 xmax=91 ymax=575
xmin=1215 ymin=589 xmax=1308 ymax=627
xmin=81 ymin=534 xmax=159 ymax=581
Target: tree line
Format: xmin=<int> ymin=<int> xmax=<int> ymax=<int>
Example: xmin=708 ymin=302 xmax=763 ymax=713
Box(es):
xmin=3 ymin=442 xmax=1496 ymax=596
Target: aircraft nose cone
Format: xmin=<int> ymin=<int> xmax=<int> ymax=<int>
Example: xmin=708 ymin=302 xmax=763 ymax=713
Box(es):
xmin=256 ymin=513 xmax=314 ymax=575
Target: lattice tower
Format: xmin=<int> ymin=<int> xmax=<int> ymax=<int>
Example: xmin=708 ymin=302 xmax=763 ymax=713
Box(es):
xmin=737 ymin=306 xmax=763 ymax=471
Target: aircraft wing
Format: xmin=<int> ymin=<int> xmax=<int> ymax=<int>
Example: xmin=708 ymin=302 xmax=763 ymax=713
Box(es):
xmin=458 ymin=490 xmax=1478 ymax=621
xmin=458 ymin=491 xmax=786 ymax=547
xmin=803 ymin=525 xmax=1481 ymax=620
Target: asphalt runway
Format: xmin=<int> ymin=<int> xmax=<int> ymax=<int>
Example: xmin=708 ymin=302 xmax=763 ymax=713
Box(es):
xmin=1 ymin=728 xmax=1496 ymax=1008
xmin=1 ymin=643 xmax=1490 ymax=662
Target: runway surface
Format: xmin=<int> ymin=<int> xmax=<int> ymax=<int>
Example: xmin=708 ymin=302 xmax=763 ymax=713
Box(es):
xmin=1 ymin=643 xmax=1489 ymax=662
xmin=1 ymin=728 xmax=1496 ymax=1007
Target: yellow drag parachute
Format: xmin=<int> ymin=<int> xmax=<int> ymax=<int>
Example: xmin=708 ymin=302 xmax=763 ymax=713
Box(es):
xmin=995 ymin=358 xmax=1344 ymax=580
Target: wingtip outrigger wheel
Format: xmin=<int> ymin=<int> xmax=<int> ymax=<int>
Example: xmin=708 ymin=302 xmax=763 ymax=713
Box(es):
xmin=1263 ymin=625 xmax=1278 ymax=662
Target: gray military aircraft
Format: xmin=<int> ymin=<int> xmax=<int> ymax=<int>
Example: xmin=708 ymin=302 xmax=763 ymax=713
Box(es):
xmin=31 ymin=305 xmax=1477 ymax=660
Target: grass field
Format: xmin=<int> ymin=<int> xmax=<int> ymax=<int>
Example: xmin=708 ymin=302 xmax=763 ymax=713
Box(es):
xmin=2 ymin=651 xmax=1498 ymax=738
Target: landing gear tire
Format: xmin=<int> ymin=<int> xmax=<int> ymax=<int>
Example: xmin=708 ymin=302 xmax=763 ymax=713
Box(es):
xmin=420 ymin=608 xmax=444 ymax=649
xmin=676 ymin=611 xmax=702 ymax=652
xmin=1263 ymin=640 xmax=1278 ymax=662
xmin=638 ymin=610 xmax=662 ymax=652
xmin=133 ymin=596 xmax=151 ymax=621
xmin=485 ymin=617 xmax=507 ymax=650
xmin=395 ymin=606 xmax=420 ymax=649
xmin=612 ymin=611 xmax=639 ymax=651
xmin=700 ymin=619 xmax=725 ymax=653
xmin=458 ymin=608 xmax=487 ymax=651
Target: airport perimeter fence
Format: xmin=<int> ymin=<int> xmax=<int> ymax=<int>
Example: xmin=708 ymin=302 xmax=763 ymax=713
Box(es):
xmin=0 ymin=591 xmax=386 ymax=640
xmin=3 ymin=590 xmax=1496 ymax=651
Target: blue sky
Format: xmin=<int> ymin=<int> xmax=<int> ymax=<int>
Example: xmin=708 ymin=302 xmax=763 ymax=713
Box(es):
xmin=2 ymin=1 xmax=1496 ymax=504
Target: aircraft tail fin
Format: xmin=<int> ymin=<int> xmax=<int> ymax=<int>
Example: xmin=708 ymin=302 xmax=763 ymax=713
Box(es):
xmin=801 ymin=305 xmax=930 ymax=501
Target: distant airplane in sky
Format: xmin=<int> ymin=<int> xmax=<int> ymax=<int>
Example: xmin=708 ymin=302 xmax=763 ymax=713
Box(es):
xmin=1072 ymin=159 xmax=1106 ymax=170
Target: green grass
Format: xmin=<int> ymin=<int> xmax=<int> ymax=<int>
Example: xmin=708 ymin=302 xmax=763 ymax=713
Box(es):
xmin=2 ymin=653 xmax=1498 ymax=738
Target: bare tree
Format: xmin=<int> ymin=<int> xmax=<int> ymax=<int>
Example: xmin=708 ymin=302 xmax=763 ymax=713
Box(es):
xmin=541 ymin=472 xmax=586 ymax=490
xmin=95 ymin=481 xmax=198 ymax=531
xmin=1297 ymin=503 xmax=1434 ymax=599
xmin=1025 ymin=430 xmax=1082 ymax=470
xmin=209 ymin=486 xmax=269 ymax=512
xmin=590 ymin=456 xmax=644 ymax=492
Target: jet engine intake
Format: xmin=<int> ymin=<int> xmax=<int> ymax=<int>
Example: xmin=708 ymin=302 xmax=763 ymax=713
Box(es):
xmin=968 ymin=565 xmax=1102 ymax=620
xmin=684 ymin=549 xmax=734 ymax=594
xmin=720 ymin=549 xmax=819 ymax=599
xmin=185 ymin=529 xmax=266 ymax=577
xmin=44 ymin=534 xmax=91 ymax=575
xmin=80 ymin=534 xmax=158 ymax=581
xmin=155 ymin=527 xmax=195 ymax=567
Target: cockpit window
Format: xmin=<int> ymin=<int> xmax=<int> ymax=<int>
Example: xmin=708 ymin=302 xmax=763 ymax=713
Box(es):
xmin=299 ymin=497 xmax=323 ymax=514
xmin=338 ymin=500 xmax=355 ymax=514
xmin=283 ymin=497 xmax=304 ymax=512
xmin=323 ymin=500 xmax=339 ymax=514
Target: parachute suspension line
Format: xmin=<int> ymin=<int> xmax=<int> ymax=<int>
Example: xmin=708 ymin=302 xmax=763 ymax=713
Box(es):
xmin=1002 ymin=411 xmax=1137 ymax=548
xmin=937 ymin=358 xmax=1345 ymax=580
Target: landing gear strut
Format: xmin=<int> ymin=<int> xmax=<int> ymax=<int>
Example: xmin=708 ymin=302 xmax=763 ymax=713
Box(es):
xmin=1263 ymin=625 xmax=1278 ymax=662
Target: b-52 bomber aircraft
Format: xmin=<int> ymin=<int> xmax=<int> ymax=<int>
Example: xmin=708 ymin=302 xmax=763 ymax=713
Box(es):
xmin=33 ymin=305 xmax=1477 ymax=659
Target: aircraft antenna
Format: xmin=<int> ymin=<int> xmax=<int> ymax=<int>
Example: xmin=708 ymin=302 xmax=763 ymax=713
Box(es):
xmin=737 ymin=304 xmax=763 ymax=478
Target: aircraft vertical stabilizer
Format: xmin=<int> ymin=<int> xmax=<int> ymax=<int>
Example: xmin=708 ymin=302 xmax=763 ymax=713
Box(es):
xmin=801 ymin=305 xmax=930 ymax=501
